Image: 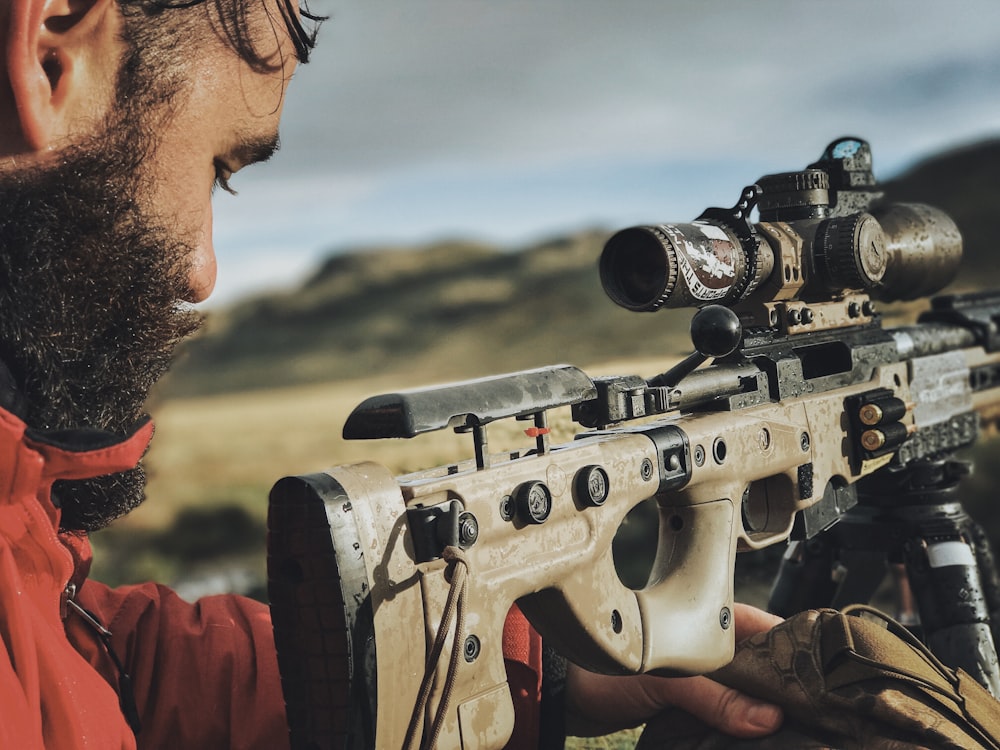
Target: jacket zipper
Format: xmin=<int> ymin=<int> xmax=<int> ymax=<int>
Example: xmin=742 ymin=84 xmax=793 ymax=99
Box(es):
xmin=63 ymin=583 xmax=143 ymax=736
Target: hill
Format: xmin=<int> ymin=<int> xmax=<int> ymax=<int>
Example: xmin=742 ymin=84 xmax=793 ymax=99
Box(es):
xmin=157 ymin=138 xmax=1000 ymax=398
xmin=158 ymin=231 xmax=695 ymax=397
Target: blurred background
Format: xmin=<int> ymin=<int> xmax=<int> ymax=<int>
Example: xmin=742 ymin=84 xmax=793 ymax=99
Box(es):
xmin=92 ymin=0 xmax=1000 ymax=666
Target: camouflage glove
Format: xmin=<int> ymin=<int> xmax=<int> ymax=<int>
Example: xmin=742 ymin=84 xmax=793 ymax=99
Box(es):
xmin=637 ymin=606 xmax=1000 ymax=750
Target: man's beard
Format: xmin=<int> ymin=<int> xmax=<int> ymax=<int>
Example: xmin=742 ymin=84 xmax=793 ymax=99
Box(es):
xmin=0 ymin=127 xmax=201 ymax=532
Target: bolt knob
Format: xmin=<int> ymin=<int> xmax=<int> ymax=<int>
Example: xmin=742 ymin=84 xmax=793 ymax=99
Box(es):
xmin=690 ymin=305 xmax=742 ymax=358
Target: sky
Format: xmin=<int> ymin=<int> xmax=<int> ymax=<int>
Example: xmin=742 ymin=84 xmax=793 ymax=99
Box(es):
xmin=207 ymin=0 xmax=1000 ymax=306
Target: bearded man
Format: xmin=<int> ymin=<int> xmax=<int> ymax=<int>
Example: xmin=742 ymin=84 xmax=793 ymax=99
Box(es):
xmin=0 ymin=0 xmax=785 ymax=747
xmin=0 ymin=0 xmax=317 ymax=745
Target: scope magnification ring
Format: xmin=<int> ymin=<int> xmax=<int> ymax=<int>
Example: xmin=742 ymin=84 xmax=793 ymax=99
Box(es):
xmin=819 ymin=213 xmax=887 ymax=291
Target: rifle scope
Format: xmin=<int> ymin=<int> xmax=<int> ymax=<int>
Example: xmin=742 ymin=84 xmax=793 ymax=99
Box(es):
xmin=600 ymin=139 xmax=962 ymax=312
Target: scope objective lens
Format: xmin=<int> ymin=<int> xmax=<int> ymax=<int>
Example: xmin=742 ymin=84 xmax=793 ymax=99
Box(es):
xmin=601 ymin=222 xmax=750 ymax=311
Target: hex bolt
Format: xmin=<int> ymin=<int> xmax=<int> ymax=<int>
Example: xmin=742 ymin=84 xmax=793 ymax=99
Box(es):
xmin=499 ymin=495 xmax=514 ymax=522
xmin=693 ymin=445 xmax=706 ymax=466
xmin=464 ymin=635 xmax=481 ymax=662
xmin=611 ymin=610 xmax=623 ymax=634
xmin=458 ymin=512 xmax=479 ymax=547
xmin=800 ymin=432 xmax=811 ymax=451
xmin=720 ymin=607 xmax=732 ymax=630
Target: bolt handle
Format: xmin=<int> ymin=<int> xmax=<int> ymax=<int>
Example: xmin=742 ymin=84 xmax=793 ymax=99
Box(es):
xmin=649 ymin=305 xmax=743 ymax=389
xmin=690 ymin=305 xmax=743 ymax=358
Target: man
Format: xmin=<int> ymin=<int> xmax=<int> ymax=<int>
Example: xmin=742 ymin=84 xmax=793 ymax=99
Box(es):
xmin=0 ymin=0 xmax=782 ymax=746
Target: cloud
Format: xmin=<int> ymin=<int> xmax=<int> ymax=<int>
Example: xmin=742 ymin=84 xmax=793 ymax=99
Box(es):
xmin=279 ymin=0 xmax=1000 ymax=171
xmin=205 ymin=0 xmax=1000 ymax=305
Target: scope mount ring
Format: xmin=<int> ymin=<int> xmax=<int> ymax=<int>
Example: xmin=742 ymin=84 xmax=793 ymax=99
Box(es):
xmin=696 ymin=184 xmax=762 ymax=304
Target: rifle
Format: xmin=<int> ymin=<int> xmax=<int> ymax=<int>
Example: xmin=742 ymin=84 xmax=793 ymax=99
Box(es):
xmin=266 ymin=137 xmax=1000 ymax=749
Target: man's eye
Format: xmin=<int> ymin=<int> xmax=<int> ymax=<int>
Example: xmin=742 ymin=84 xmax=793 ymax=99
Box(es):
xmin=213 ymin=161 xmax=238 ymax=196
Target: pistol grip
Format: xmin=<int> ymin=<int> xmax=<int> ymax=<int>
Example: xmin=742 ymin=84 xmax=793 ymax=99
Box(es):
xmin=637 ymin=498 xmax=738 ymax=672
xmin=520 ymin=497 xmax=738 ymax=676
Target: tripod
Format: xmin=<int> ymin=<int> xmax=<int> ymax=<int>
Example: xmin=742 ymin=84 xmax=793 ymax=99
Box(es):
xmin=768 ymin=457 xmax=1000 ymax=695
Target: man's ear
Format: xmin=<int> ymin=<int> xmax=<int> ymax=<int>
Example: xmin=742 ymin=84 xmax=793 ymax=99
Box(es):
xmin=6 ymin=0 xmax=123 ymax=151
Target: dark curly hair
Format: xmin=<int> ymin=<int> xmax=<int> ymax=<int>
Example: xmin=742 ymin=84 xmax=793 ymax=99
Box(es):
xmin=117 ymin=0 xmax=322 ymax=80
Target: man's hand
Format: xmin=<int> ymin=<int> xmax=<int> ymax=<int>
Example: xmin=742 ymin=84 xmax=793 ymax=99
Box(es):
xmin=565 ymin=604 xmax=783 ymax=738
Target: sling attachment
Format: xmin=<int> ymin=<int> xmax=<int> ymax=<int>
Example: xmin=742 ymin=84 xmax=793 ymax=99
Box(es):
xmin=404 ymin=545 xmax=470 ymax=750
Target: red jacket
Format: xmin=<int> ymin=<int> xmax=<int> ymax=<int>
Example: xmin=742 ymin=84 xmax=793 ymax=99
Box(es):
xmin=0 ymin=403 xmax=542 ymax=749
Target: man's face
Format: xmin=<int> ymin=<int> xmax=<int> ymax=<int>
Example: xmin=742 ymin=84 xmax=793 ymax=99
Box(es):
xmin=136 ymin=1 xmax=300 ymax=302
xmin=0 ymin=0 xmax=303 ymax=530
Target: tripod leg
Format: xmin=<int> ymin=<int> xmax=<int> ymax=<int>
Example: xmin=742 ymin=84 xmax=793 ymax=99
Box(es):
xmin=768 ymin=536 xmax=889 ymax=616
xmin=904 ymin=533 xmax=1000 ymax=696
xmin=768 ymin=538 xmax=838 ymax=617
xmin=829 ymin=548 xmax=890 ymax=611
xmin=965 ymin=518 xmax=1000 ymax=648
